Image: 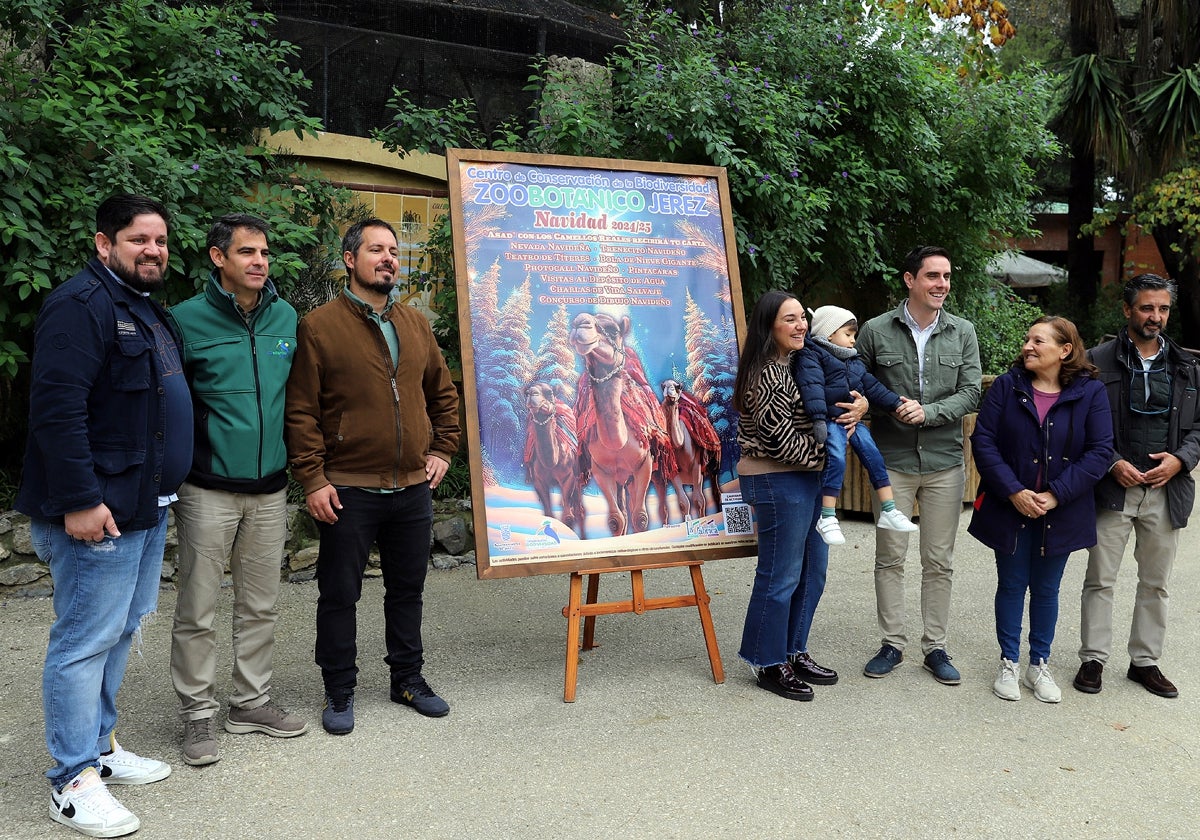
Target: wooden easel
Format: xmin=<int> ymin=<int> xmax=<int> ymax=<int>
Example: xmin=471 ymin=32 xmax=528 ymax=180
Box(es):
xmin=561 ymin=558 xmax=724 ymax=702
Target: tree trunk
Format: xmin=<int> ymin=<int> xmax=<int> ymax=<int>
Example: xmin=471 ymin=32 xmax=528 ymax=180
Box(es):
xmin=1150 ymin=225 xmax=1200 ymax=351
xmin=1066 ymin=142 xmax=1100 ymax=319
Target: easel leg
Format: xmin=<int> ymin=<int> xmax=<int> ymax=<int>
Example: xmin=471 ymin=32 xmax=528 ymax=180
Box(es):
xmin=564 ymin=573 xmax=583 ymax=703
xmin=690 ymin=563 xmax=725 ymax=684
xmin=581 ymin=573 xmax=600 ymax=651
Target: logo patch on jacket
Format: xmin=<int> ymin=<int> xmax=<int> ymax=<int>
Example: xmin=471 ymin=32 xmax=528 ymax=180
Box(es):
xmin=116 ymin=320 xmax=138 ymax=336
xmin=271 ymin=339 xmax=294 ymax=359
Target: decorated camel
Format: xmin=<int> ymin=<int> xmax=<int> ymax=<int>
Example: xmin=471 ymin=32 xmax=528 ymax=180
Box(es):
xmin=522 ymin=381 xmax=586 ymax=537
xmin=570 ymin=312 xmax=676 ymax=536
xmin=654 ymin=379 xmax=722 ymax=523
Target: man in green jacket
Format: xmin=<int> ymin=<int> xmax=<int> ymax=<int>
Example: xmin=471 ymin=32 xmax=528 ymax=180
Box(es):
xmin=854 ymin=246 xmax=982 ymax=685
xmin=167 ymin=214 xmax=307 ymax=766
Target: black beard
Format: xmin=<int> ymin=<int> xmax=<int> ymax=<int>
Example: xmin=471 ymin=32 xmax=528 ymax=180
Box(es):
xmin=107 ymin=252 xmax=165 ymax=293
xmin=360 ymin=278 xmax=396 ymax=296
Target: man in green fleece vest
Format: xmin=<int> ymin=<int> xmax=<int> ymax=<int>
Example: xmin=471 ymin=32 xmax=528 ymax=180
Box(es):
xmin=167 ymin=214 xmax=308 ymax=767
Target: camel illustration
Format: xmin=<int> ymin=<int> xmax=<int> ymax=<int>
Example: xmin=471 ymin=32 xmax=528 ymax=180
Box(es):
xmin=522 ymin=382 xmax=585 ymax=537
xmin=654 ymin=379 xmax=722 ymax=523
xmin=570 ymin=312 xmax=676 ymax=536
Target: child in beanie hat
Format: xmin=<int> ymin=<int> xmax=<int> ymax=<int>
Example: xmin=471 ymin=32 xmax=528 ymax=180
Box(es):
xmin=804 ymin=305 xmax=918 ymax=545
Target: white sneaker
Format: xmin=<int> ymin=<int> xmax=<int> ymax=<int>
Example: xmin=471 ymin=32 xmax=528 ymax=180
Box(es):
xmin=50 ymin=766 xmax=140 ymax=838
xmin=877 ymin=508 xmax=919 ymax=532
xmin=1022 ymin=659 xmax=1062 ymax=703
xmin=98 ymin=734 xmax=171 ymax=785
xmin=816 ymin=516 xmax=845 ymax=545
xmin=993 ymin=658 xmax=1021 ymax=701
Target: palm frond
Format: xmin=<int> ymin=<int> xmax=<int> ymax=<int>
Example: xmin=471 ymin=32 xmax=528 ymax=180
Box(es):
xmin=1054 ymin=53 xmax=1133 ymax=172
xmin=1133 ymin=67 xmax=1200 ymax=178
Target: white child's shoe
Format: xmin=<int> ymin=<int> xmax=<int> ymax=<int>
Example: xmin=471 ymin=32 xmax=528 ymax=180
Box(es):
xmin=877 ymin=508 xmax=919 ymax=532
xmin=816 ymin=516 xmax=845 ymax=545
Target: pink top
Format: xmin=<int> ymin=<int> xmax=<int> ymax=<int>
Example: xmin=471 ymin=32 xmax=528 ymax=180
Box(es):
xmin=1032 ymin=386 xmax=1060 ymax=424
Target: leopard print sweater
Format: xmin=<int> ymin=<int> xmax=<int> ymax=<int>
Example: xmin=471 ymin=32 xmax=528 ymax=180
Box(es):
xmin=736 ymin=360 xmax=825 ymax=469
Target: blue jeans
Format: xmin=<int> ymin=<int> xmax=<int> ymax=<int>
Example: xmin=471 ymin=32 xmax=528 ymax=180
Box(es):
xmin=820 ymin=421 xmax=891 ymax=498
xmin=33 ymin=510 xmax=167 ymax=788
xmin=315 ymin=485 xmax=433 ymax=697
xmin=738 ymin=470 xmax=828 ymax=667
xmin=994 ymin=525 xmax=1069 ymax=662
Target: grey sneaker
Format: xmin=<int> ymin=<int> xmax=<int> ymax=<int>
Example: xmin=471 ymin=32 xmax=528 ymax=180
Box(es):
xmin=1022 ymin=659 xmax=1062 ymax=703
xmin=182 ymin=716 xmax=220 ymax=766
xmin=322 ymin=693 xmax=354 ymax=735
xmin=225 ymin=700 xmax=309 ymax=738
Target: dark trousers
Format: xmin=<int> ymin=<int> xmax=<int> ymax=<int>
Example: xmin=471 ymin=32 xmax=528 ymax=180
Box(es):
xmin=315 ymin=484 xmax=432 ymax=697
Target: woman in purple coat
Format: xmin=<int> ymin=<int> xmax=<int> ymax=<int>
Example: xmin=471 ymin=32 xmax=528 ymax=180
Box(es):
xmin=969 ymin=316 xmax=1113 ymax=703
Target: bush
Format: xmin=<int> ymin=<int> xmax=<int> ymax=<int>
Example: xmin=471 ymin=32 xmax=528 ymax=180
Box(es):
xmin=952 ymin=282 xmax=1045 ymax=375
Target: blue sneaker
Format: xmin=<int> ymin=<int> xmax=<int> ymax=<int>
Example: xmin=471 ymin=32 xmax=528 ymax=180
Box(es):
xmin=863 ymin=644 xmax=903 ymax=678
xmin=923 ymin=649 xmax=962 ymax=685
xmin=322 ymin=693 xmax=354 ymax=735
xmin=391 ymin=675 xmax=450 ymax=718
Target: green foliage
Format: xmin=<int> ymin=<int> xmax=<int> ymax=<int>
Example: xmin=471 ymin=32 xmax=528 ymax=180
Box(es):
xmin=0 ymin=0 xmax=349 ymax=381
xmin=432 ymin=450 xmax=472 ymax=501
xmin=403 ymin=214 xmax=462 ymax=371
xmin=1133 ymin=166 xmax=1200 ymax=257
xmin=376 ymin=0 xmax=1058 ymax=354
xmin=952 ymin=281 xmax=1045 ymax=375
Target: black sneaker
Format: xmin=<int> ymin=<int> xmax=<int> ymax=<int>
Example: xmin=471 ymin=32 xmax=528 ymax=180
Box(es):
xmin=322 ymin=694 xmax=354 ymax=735
xmin=391 ymin=675 xmax=450 ymax=717
xmin=755 ymin=662 xmax=814 ymax=701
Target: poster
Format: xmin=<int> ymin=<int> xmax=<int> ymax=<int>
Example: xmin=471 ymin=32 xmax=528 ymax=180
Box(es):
xmin=447 ymin=149 xmax=754 ymax=578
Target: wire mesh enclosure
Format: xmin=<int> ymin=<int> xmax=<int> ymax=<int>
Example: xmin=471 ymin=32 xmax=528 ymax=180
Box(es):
xmin=260 ymin=0 xmax=624 ymax=137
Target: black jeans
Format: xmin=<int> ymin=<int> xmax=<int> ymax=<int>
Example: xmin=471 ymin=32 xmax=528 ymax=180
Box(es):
xmin=315 ymin=484 xmax=432 ymax=697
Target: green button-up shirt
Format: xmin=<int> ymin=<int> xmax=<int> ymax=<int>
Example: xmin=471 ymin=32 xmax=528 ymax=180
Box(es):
xmin=857 ymin=303 xmax=982 ymax=474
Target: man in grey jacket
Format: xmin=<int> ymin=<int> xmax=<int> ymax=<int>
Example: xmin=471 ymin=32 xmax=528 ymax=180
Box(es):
xmin=1074 ymin=273 xmax=1200 ymax=698
xmin=853 ymin=246 xmax=982 ymax=685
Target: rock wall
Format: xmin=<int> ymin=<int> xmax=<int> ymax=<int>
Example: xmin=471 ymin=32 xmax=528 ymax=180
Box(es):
xmin=0 ymin=499 xmax=476 ymax=599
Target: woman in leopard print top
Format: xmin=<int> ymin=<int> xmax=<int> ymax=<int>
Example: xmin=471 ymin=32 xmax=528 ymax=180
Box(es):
xmin=732 ymin=290 xmax=833 ymax=702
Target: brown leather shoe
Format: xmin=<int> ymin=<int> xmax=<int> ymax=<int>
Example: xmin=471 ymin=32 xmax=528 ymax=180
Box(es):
xmin=1073 ymin=660 xmax=1103 ymax=694
xmin=790 ymin=652 xmax=838 ymax=686
xmin=1127 ymin=664 xmax=1179 ymax=698
xmin=756 ymin=663 xmax=814 ymax=701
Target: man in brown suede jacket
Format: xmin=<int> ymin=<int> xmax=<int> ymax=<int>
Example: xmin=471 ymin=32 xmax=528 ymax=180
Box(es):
xmin=285 ymin=218 xmax=460 ymax=735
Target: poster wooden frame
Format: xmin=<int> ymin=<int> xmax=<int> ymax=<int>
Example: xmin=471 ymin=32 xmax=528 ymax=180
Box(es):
xmin=446 ymin=148 xmax=751 ymax=579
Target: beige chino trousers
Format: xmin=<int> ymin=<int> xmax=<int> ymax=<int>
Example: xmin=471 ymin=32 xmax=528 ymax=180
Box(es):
xmin=1080 ymin=485 xmax=1177 ymax=668
xmin=872 ymin=465 xmax=966 ymax=655
xmin=170 ymin=482 xmax=288 ymax=720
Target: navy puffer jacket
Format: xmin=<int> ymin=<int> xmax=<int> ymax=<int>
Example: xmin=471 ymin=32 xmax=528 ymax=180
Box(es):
xmin=968 ymin=364 xmax=1113 ymax=555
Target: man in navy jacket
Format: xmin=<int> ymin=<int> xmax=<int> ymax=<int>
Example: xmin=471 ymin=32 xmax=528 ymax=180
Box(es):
xmin=17 ymin=194 xmax=193 ymax=838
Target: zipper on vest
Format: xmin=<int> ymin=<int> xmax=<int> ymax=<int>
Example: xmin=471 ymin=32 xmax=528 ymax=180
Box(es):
xmin=249 ymin=320 xmax=265 ymax=477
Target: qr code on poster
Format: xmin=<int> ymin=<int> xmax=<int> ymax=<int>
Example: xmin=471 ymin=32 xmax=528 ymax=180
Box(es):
xmin=724 ymin=503 xmax=753 ymax=536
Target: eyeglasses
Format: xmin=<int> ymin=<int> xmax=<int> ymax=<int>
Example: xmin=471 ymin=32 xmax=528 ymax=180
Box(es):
xmin=1129 ymin=366 xmax=1172 ymax=416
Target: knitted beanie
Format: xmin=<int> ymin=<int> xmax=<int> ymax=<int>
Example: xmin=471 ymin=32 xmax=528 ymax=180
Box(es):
xmin=808 ymin=305 xmax=857 ymax=342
